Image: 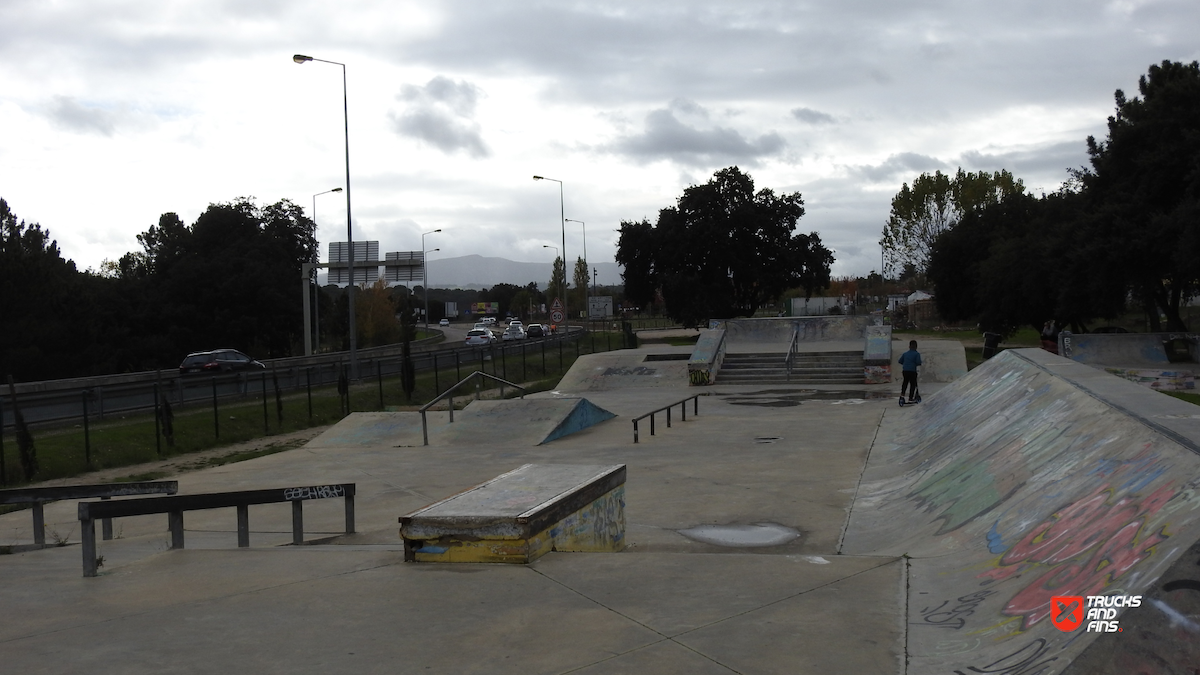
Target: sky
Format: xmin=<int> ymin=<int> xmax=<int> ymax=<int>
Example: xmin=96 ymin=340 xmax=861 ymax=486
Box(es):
xmin=2 ymin=0 xmax=1198 ymax=283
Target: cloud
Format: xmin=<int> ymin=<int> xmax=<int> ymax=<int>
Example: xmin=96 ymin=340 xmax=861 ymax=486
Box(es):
xmin=607 ymin=101 xmax=786 ymax=167
xmin=851 ymin=153 xmax=947 ymax=183
xmin=45 ymin=96 xmax=118 ymax=136
xmin=791 ymin=107 xmax=836 ymax=125
xmin=389 ymin=76 xmax=489 ymax=158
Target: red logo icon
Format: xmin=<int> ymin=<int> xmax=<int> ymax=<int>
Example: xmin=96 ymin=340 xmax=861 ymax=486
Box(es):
xmin=1050 ymin=595 xmax=1084 ymax=632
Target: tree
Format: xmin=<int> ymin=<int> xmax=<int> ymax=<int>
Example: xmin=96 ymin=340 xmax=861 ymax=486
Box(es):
xmin=616 ymin=167 xmax=833 ymax=327
xmin=572 ymin=256 xmax=589 ymax=317
xmin=547 ymin=257 xmax=566 ymax=306
xmin=882 ymin=168 xmax=1024 ymax=276
xmin=1078 ymin=60 xmax=1200 ymax=330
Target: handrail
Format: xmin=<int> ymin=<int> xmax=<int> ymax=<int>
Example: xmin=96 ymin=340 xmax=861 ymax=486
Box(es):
xmin=419 ymin=371 xmax=526 ymax=446
xmin=785 ymin=326 xmax=800 ymax=382
xmin=631 ymin=394 xmax=701 ymax=443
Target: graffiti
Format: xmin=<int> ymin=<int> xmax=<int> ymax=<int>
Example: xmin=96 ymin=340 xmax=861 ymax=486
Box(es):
xmin=283 ymin=485 xmax=345 ymax=501
xmin=918 ymin=590 xmax=997 ymax=630
xmin=979 ymin=485 xmax=1174 ymax=629
xmin=952 ymin=639 xmax=1058 ymax=675
xmin=689 ymin=369 xmax=711 ymax=386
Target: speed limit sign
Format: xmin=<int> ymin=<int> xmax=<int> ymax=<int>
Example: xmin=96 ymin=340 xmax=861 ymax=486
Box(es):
xmin=551 ymin=310 xmax=565 ymax=323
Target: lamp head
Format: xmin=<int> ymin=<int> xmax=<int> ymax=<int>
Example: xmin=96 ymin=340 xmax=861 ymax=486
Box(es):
xmin=332 ymin=187 xmax=343 ymax=193
xmin=293 ymin=54 xmax=313 ymax=64
xmin=532 ymin=175 xmax=543 ymax=181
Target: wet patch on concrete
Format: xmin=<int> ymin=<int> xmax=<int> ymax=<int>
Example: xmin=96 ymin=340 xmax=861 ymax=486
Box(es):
xmin=715 ymin=389 xmax=893 ymax=407
xmin=602 ymin=366 xmax=658 ymax=376
xmin=677 ymin=522 xmax=801 ymax=548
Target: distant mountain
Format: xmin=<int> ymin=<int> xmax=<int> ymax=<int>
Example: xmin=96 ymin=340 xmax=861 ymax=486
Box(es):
xmin=423 ymin=254 xmax=624 ymax=290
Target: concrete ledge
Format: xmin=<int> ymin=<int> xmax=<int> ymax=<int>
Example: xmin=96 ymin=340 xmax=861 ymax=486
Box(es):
xmin=399 ymin=464 xmax=626 ymax=563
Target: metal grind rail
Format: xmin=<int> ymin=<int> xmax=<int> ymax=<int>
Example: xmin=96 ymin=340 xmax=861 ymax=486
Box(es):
xmin=418 ymin=371 xmax=526 ymax=446
xmin=632 ymin=395 xmax=701 ymax=443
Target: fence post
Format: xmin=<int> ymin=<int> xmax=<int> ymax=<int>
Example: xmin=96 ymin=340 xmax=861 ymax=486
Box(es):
xmin=261 ymin=371 xmax=269 ymax=435
xmin=0 ymin=397 xmax=5 ymax=485
xmin=433 ymin=354 xmax=439 ymax=395
xmin=212 ymin=377 xmax=219 ymax=440
xmin=306 ymin=368 xmax=313 ymax=422
xmin=82 ymin=390 xmax=91 ymax=468
xmin=153 ymin=382 xmax=162 ymax=457
xmin=377 ymin=360 xmax=384 ymax=410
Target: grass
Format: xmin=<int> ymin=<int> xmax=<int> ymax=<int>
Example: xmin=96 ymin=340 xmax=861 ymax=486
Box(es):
xmin=0 ymin=334 xmax=626 ymax=488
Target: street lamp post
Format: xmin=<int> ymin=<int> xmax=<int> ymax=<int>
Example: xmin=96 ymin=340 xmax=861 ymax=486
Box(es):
xmin=565 ymin=218 xmax=587 ymax=322
xmin=421 ymin=229 xmax=442 ymax=332
xmin=533 ymin=176 xmax=567 ymax=332
xmin=310 ymin=187 xmax=343 ymax=355
xmin=294 ymin=53 xmax=358 ymax=378
xmin=543 ymin=245 xmax=559 ymax=328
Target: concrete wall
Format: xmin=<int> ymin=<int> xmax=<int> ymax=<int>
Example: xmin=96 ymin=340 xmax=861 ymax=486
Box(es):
xmin=889 ymin=338 xmax=966 ymax=384
xmin=843 ymin=349 xmax=1200 ymax=673
xmin=1058 ymin=331 xmax=1197 ymax=366
xmin=722 ymin=316 xmax=872 ymax=343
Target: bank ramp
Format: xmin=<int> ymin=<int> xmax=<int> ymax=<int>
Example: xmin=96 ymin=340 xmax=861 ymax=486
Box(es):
xmin=842 ymin=348 xmax=1200 ymax=674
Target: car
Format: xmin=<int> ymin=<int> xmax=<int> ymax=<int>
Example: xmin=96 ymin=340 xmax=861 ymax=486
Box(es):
xmin=525 ymin=323 xmax=544 ymax=338
xmin=439 ymin=318 xmax=450 ymax=327
xmin=179 ymin=349 xmax=265 ymax=374
xmin=480 ymin=317 xmax=498 ymax=325
xmin=502 ymin=325 xmax=526 ymax=341
xmin=508 ymin=319 xmax=523 ymax=328
xmin=465 ymin=329 xmax=495 ymax=346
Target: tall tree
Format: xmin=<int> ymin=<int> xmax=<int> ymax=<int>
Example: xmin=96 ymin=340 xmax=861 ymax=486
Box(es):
xmin=547 ymin=257 xmax=566 ymax=306
xmin=616 ymin=167 xmax=833 ymax=327
xmin=882 ymin=168 xmax=1024 ymax=276
xmin=572 ymin=256 xmax=589 ymax=317
xmin=1078 ymin=60 xmax=1200 ymax=330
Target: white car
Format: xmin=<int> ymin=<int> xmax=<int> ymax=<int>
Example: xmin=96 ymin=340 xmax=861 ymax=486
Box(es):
xmin=502 ymin=325 xmax=526 ymax=341
xmin=481 ymin=317 xmax=497 ymax=325
xmin=439 ymin=318 xmax=450 ymax=327
xmin=508 ymin=319 xmax=523 ymax=328
xmin=465 ymin=329 xmax=495 ymax=346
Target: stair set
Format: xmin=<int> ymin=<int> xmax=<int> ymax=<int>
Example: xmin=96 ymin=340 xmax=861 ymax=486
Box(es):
xmin=718 ymin=351 xmax=864 ymax=385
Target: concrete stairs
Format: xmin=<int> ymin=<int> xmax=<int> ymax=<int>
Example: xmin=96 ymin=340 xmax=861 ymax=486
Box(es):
xmin=718 ymin=351 xmax=864 ymax=385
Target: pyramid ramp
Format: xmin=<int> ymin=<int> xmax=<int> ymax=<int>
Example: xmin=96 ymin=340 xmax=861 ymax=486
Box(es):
xmin=305 ymin=411 xmax=433 ymax=448
xmin=435 ymin=397 xmax=617 ymax=446
xmin=841 ymin=348 xmax=1200 ymax=673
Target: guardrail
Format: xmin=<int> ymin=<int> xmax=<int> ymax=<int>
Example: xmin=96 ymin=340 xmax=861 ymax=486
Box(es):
xmin=418 ymin=371 xmax=526 ymax=446
xmin=77 ymin=483 xmax=356 ymax=577
xmin=785 ymin=326 xmax=800 ymax=382
xmin=1 ymin=330 xmax=584 ymax=431
xmin=1 ymin=481 xmax=179 ymax=545
xmin=631 ymin=395 xmax=701 ymax=443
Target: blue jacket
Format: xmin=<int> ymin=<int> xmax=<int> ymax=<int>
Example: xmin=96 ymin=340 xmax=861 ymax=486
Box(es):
xmin=899 ymin=349 xmax=922 ymax=372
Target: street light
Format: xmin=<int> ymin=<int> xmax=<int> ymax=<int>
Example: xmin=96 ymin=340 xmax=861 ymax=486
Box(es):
xmin=565 ymin=218 xmax=587 ymax=322
xmin=294 ymin=53 xmax=358 ymax=378
xmin=310 ymin=187 xmax=343 ymax=354
xmin=533 ymin=176 xmax=567 ymax=332
xmin=421 ymin=229 xmax=442 ymax=332
xmin=543 ymin=245 xmax=559 ymax=328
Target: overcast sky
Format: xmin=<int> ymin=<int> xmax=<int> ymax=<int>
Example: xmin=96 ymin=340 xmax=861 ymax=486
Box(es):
xmin=2 ymin=0 xmax=1197 ymax=283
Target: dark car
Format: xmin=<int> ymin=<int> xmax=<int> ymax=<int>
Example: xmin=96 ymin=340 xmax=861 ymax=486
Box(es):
xmin=179 ymin=349 xmax=265 ymax=374
xmin=525 ymin=323 xmax=545 ymax=338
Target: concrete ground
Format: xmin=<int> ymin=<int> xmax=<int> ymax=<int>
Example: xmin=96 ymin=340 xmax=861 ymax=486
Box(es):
xmin=0 ymin=342 xmax=920 ymax=675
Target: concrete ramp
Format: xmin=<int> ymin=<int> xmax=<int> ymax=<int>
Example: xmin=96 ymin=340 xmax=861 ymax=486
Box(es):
xmin=842 ymin=348 xmax=1200 ymax=673
xmin=305 ymin=411 xmax=430 ymax=448
xmin=436 ymin=398 xmax=617 ymax=446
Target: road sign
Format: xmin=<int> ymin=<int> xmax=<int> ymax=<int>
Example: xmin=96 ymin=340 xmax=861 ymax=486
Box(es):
xmin=551 ymin=298 xmax=564 ymax=312
xmin=551 ymin=310 xmax=565 ymax=323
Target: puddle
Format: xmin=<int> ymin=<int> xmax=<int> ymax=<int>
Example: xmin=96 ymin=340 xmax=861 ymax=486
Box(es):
xmin=715 ymin=389 xmax=893 ymax=408
xmin=677 ymin=522 xmax=800 ymax=548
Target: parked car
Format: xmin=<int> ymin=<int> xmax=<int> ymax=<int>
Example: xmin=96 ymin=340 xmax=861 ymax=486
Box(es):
xmin=179 ymin=349 xmax=265 ymax=374
xmin=439 ymin=318 xmax=450 ymax=327
xmin=502 ymin=325 xmax=526 ymax=341
xmin=525 ymin=323 xmax=544 ymax=338
xmin=465 ymin=329 xmax=495 ymax=346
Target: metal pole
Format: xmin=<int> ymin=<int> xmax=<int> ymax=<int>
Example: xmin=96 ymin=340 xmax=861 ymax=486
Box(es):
xmin=82 ymin=391 xmax=90 ymax=468
xmin=262 ymin=372 xmax=269 ymax=434
xmin=212 ymin=377 xmax=219 ymax=440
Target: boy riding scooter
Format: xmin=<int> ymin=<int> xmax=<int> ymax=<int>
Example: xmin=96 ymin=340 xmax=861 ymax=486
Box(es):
xmin=899 ymin=340 xmax=922 ymax=406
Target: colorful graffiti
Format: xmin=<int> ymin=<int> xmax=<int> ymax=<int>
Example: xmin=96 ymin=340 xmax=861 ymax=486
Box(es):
xmin=979 ymin=484 xmax=1175 ymax=630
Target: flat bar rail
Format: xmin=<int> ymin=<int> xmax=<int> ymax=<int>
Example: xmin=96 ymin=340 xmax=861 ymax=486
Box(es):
xmin=418 ymin=371 xmax=526 ymax=446
xmin=785 ymin=326 xmax=800 ymax=382
xmin=631 ymin=395 xmax=701 ymax=443
xmin=76 ymin=483 xmax=356 ymax=577
xmin=1 ymin=481 xmax=178 ymax=545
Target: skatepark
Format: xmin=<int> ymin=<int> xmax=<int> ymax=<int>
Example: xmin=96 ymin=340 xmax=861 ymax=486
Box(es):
xmin=2 ymin=319 xmax=1199 ymax=674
